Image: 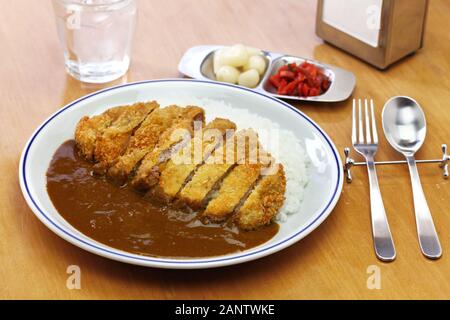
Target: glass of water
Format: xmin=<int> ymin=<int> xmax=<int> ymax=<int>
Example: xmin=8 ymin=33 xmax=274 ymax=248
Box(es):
xmin=52 ymin=0 xmax=137 ymax=83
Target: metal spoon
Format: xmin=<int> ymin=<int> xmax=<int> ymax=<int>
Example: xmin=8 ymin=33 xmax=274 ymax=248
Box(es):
xmin=382 ymin=96 xmax=442 ymax=259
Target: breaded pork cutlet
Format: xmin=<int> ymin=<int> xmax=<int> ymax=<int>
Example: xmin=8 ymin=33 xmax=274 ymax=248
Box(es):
xmin=202 ymin=163 xmax=263 ymax=222
xmin=151 ymin=118 xmax=236 ymax=203
xmin=235 ymin=164 xmax=286 ymax=230
xmin=75 ymin=104 xmax=131 ymax=161
xmin=92 ymin=102 xmax=158 ymax=174
xmin=107 ymin=105 xmax=187 ymax=184
xmin=201 ymin=147 xmax=274 ymax=223
xmin=131 ymin=106 xmax=205 ymax=191
xmin=177 ymin=129 xmax=258 ymax=210
xmin=74 ymin=102 xmax=287 ymax=230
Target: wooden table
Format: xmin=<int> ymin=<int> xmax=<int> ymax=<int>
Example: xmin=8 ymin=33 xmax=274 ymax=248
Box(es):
xmin=1 ymin=0 xmax=449 ymax=300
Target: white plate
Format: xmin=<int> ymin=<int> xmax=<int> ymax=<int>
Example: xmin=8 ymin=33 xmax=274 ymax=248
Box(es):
xmin=19 ymin=79 xmax=343 ymax=269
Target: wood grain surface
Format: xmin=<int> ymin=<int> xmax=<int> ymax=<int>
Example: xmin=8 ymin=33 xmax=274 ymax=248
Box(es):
xmin=1 ymin=0 xmax=449 ymax=299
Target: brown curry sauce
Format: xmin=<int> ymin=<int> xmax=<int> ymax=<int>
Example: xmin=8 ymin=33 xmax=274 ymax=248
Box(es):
xmin=46 ymin=140 xmax=278 ymax=258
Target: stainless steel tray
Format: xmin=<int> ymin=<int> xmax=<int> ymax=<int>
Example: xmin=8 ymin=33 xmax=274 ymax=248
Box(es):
xmin=178 ymin=45 xmax=356 ymax=102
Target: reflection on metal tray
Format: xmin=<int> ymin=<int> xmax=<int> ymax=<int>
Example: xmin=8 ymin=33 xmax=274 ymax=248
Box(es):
xmin=178 ymin=45 xmax=356 ymax=103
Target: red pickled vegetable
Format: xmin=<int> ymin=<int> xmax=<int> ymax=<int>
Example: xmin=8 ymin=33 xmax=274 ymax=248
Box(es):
xmin=270 ymin=61 xmax=331 ymax=97
xmin=279 ymin=70 xmax=296 ymax=80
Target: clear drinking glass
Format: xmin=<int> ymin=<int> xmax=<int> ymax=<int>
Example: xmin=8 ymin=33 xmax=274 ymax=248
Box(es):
xmin=52 ymin=0 xmax=137 ymax=83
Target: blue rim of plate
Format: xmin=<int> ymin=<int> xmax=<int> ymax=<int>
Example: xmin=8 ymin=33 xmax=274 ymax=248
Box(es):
xmin=20 ymin=79 xmax=342 ymax=266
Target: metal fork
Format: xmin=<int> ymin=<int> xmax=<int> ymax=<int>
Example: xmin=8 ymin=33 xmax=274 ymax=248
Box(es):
xmin=352 ymin=99 xmax=396 ymax=261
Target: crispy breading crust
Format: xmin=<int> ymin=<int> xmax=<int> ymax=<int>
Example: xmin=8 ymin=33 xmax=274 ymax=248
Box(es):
xmin=131 ymin=106 xmax=205 ymax=190
xmin=177 ymin=129 xmax=259 ymax=210
xmin=74 ymin=105 xmax=129 ymax=161
xmin=157 ymin=118 xmax=236 ymax=200
xmin=177 ymin=163 xmax=233 ymax=209
xmin=235 ymin=164 xmax=286 ymax=230
xmin=106 ymin=105 xmax=192 ymax=184
xmin=202 ymin=163 xmax=262 ymax=222
xmin=92 ymin=102 xmax=158 ymax=174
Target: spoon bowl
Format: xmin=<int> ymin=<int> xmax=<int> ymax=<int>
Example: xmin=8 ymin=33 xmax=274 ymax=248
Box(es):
xmin=382 ymin=96 xmax=426 ymax=155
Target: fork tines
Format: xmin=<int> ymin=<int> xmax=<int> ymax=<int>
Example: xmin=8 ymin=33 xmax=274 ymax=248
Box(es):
xmin=352 ymin=99 xmax=378 ymax=146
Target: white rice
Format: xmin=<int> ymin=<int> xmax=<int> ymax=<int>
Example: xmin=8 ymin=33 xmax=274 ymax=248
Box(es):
xmin=166 ymin=98 xmax=310 ymax=223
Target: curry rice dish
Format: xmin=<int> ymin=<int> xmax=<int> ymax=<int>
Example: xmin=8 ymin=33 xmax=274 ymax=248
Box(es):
xmin=74 ymin=101 xmax=286 ymax=230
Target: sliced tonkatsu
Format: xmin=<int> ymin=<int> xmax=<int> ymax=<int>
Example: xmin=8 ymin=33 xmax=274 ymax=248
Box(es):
xmin=75 ymin=104 xmax=134 ymax=161
xmin=131 ymin=106 xmax=205 ymax=191
xmin=74 ymin=103 xmax=288 ymax=231
xmin=92 ymin=102 xmax=158 ymax=174
xmin=176 ymin=163 xmax=232 ymax=210
xmin=152 ymin=118 xmax=236 ymax=203
xmin=201 ymin=145 xmax=272 ymax=223
xmin=107 ymin=105 xmax=187 ymax=184
xmin=176 ymin=129 xmax=259 ymax=210
xmin=235 ymin=164 xmax=286 ymax=230
xmin=202 ymin=163 xmax=263 ymax=222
